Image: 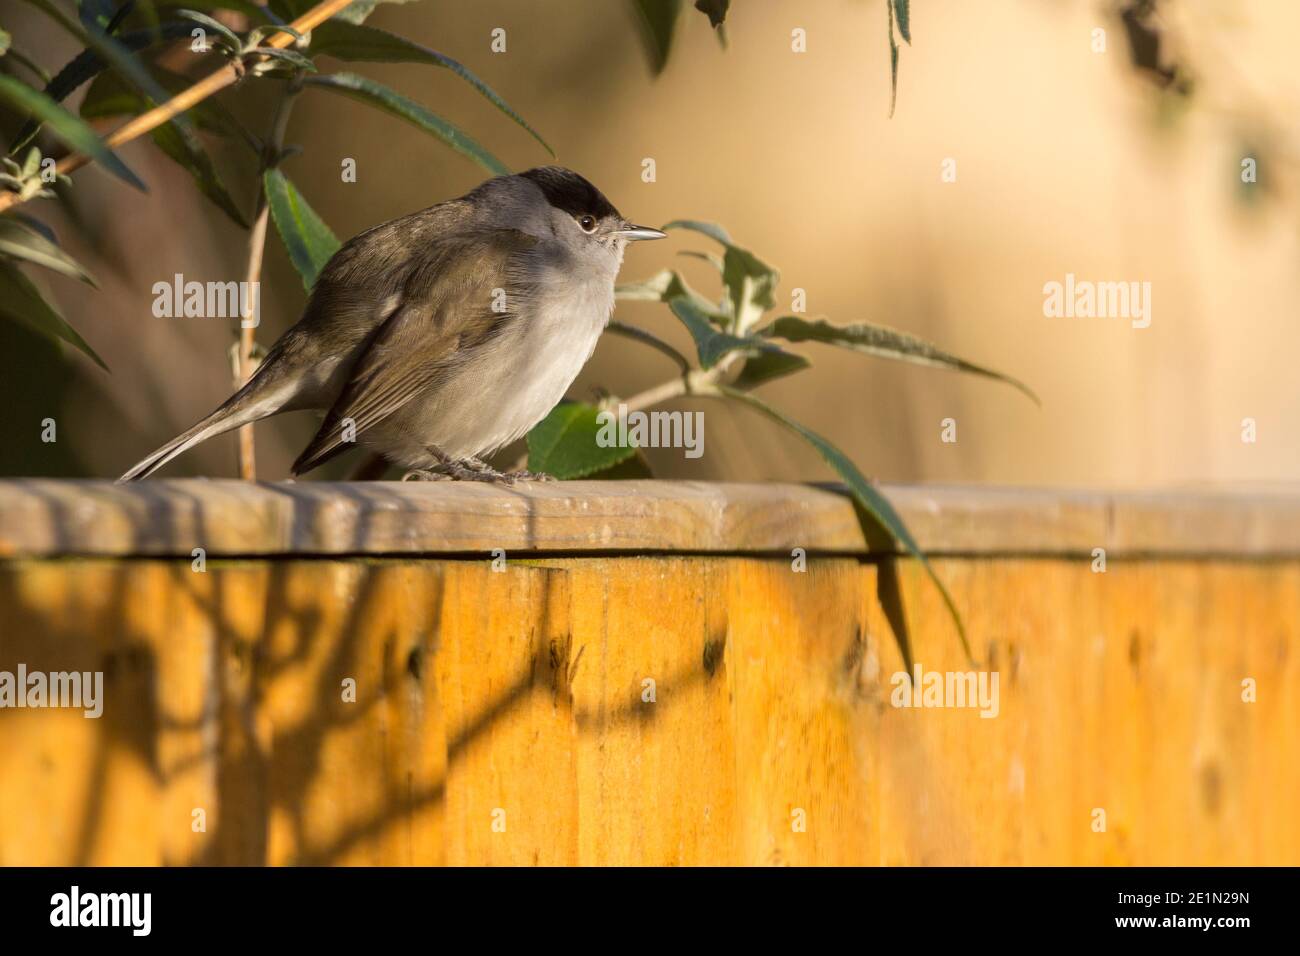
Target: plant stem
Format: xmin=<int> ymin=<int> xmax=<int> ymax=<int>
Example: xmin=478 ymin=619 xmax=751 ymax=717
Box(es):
xmin=235 ymin=76 xmax=302 ymax=480
xmin=0 ymin=0 xmax=354 ymax=215
xmin=616 ymin=369 xmax=708 ymax=413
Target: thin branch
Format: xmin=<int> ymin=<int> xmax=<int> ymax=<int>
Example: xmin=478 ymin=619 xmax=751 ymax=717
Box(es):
xmin=236 ymin=200 xmax=270 ymax=479
xmin=0 ymin=0 xmax=354 ymax=215
xmin=235 ymin=76 xmax=303 ymax=480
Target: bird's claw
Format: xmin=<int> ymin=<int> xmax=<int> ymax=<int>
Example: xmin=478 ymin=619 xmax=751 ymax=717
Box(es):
xmin=401 ymin=469 xmax=453 ymax=482
xmin=404 ymin=458 xmax=554 ymax=484
xmin=502 ymin=469 xmax=556 ymax=483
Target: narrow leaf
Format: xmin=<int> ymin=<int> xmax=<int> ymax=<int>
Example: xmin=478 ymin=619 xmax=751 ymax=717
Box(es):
xmin=630 ymin=0 xmax=683 ymax=75
xmin=663 ymin=218 xmax=731 ymax=245
xmin=677 ymin=249 xmax=723 ymax=272
xmin=77 ymin=0 xmax=118 ymax=31
xmin=264 ymin=169 xmax=340 ymax=289
xmin=760 ymin=315 xmax=1039 ymax=404
xmin=82 ymin=64 xmax=254 ymax=143
xmin=669 ymin=298 xmax=778 ymax=369
xmin=305 ymin=72 xmax=507 ymax=175
xmin=0 ymin=76 xmax=145 ymax=190
xmin=887 ymin=0 xmax=900 ymax=117
xmin=715 ymin=384 xmax=970 ymax=660
xmin=173 ymin=9 xmax=242 ymax=50
xmin=526 ymin=401 xmax=636 ymax=479
xmin=732 ymin=348 xmax=809 ymax=389
xmin=615 ymin=268 xmax=730 ymax=324
xmin=0 ymin=259 xmax=108 ymax=369
xmin=76 ymin=70 xmax=249 ymax=226
xmin=21 ymin=0 xmax=197 ymax=139
xmin=893 ymin=0 xmax=911 ymax=44
xmin=10 ymin=23 xmax=195 ymax=155
xmin=307 ymin=21 xmax=553 ymax=156
xmin=694 ymin=0 xmax=729 ymax=28
xmin=149 ymin=120 xmax=249 ymax=227
xmin=663 ymin=219 xmax=778 ymax=332
xmin=0 ymin=217 xmax=97 ymax=285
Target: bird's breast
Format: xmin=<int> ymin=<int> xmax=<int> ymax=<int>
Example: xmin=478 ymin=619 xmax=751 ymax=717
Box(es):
xmin=397 ymin=273 xmax=614 ymax=460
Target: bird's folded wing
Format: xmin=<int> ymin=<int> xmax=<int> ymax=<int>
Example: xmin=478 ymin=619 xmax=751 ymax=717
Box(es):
xmin=291 ymin=229 xmax=539 ymax=475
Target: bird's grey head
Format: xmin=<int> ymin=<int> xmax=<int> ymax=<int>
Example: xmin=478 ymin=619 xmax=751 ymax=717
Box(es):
xmin=474 ymin=167 xmax=664 ymax=269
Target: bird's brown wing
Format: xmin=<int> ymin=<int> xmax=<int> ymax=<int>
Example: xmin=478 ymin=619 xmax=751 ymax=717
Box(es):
xmin=291 ymin=228 xmax=539 ymax=475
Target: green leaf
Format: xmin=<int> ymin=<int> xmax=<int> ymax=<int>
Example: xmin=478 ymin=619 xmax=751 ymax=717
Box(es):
xmin=76 ymin=69 xmax=249 ymax=227
xmin=677 ymin=249 xmax=723 ymax=272
xmin=664 ymin=220 xmax=778 ymax=333
xmin=77 ymin=0 xmax=118 ymax=31
xmin=694 ymin=0 xmax=729 ymax=28
xmin=586 ymin=450 xmax=654 ymax=479
xmin=0 ymin=217 xmax=97 ymax=285
xmin=760 ymin=315 xmax=1039 ymax=404
xmin=247 ymin=23 xmax=304 ymax=46
xmin=893 ymin=0 xmax=911 ymax=44
xmin=149 ymin=119 xmax=249 ymax=227
xmin=253 ymin=46 xmax=317 ymax=72
xmin=0 ymin=28 xmax=11 ymax=57
xmin=887 ymin=0 xmax=901 ymax=117
xmin=264 ymin=169 xmax=340 ymax=289
xmin=10 ymin=23 xmax=195 ymax=155
xmin=526 ymin=401 xmax=637 ymax=479
xmin=0 ymin=259 xmax=107 ymax=370
xmin=21 ymin=0 xmax=197 ymax=138
xmin=662 ymin=218 xmax=730 ymax=245
xmin=630 ymin=0 xmax=683 ymax=75
xmin=606 ymin=319 xmax=690 ymax=374
xmin=173 ymin=9 xmax=243 ymax=51
xmin=0 ymin=76 xmax=145 ymax=191
xmin=615 ymin=268 xmax=730 ymax=324
xmin=732 ymin=348 xmax=809 ymax=389
xmin=669 ymin=298 xmax=778 ymax=369
xmin=82 ymin=64 xmax=254 ymax=143
xmin=714 ymin=384 xmax=970 ymax=661
xmin=304 ymin=72 xmax=507 ymax=175
xmin=3 ymin=47 xmax=51 ymax=84
xmin=307 ymin=21 xmax=553 ymax=157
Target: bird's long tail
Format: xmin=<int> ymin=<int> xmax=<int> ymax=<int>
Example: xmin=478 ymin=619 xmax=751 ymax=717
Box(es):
xmin=118 ymin=376 xmax=290 ymax=481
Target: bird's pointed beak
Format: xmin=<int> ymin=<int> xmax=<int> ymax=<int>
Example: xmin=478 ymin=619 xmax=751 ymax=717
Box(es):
xmin=615 ymin=223 xmax=667 ymax=241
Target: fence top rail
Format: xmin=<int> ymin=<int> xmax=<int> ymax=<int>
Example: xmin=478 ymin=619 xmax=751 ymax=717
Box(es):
xmin=0 ymin=479 xmax=1296 ymax=560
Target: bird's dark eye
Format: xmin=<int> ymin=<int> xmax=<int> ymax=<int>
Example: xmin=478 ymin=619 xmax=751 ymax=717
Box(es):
xmin=578 ymin=215 xmax=597 ymax=232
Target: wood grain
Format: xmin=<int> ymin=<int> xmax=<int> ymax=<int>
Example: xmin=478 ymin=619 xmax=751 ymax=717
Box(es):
xmin=1 ymin=552 xmax=1295 ymax=865
xmin=1 ymin=480 xmax=1299 ymax=557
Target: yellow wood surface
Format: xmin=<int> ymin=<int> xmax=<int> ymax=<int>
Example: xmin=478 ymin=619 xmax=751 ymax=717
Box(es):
xmin=1 ymin=554 xmax=1294 ymax=865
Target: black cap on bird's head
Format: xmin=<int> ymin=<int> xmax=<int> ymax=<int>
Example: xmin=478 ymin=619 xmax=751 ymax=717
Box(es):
xmin=520 ymin=166 xmax=666 ymax=242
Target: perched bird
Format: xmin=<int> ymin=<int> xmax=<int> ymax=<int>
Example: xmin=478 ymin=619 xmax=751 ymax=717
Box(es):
xmin=119 ymin=166 xmax=665 ymax=482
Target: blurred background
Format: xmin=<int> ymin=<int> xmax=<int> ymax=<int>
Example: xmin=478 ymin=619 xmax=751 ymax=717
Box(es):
xmin=3 ymin=0 xmax=1298 ymax=488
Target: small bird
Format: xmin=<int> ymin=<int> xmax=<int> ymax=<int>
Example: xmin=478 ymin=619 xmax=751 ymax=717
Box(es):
xmin=119 ymin=166 xmax=665 ymax=483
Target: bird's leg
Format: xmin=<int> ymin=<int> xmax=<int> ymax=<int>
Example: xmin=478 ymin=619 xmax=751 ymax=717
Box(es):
xmin=401 ymin=445 xmax=457 ymax=482
xmin=404 ymin=447 xmax=513 ymax=483
xmin=461 ymin=456 xmax=556 ymax=483
xmin=400 ymin=468 xmax=453 ymax=482
xmin=500 ymin=468 xmax=556 ymax=482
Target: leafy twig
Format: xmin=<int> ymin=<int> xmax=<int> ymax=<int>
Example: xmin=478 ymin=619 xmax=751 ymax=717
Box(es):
xmin=0 ymin=0 xmax=355 ymax=215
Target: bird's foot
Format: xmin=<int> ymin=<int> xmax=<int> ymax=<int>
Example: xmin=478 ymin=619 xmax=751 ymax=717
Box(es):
xmin=405 ymin=459 xmax=512 ymax=483
xmin=401 ymin=469 xmax=453 ymax=482
xmin=501 ymin=469 xmax=556 ymax=483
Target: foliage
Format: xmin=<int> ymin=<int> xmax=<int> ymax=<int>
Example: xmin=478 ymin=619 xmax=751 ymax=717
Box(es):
xmin=525 ymin=220 xmax=1038 ymax=657
xmin=0 ymin=0 xmax=1023 ymax=658
xmin=0 ymin=0 xmax=549 ymax=367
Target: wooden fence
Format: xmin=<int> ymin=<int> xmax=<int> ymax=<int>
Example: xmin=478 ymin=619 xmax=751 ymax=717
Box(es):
xmin=0 ymin=480 xmax=1296 ymax=865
